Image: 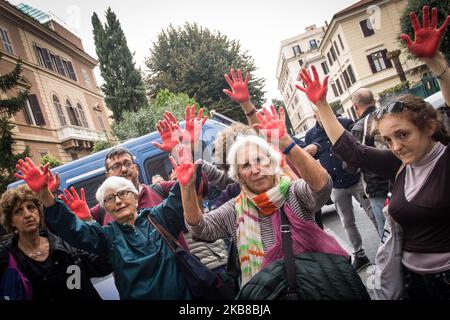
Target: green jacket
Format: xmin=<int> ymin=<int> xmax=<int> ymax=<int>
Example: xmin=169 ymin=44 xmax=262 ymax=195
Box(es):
xmin=44 ymin=183 xmax=191 ymax=300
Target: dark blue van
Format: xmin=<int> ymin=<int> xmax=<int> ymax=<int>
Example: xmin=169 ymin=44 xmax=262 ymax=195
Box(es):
xmin=8 ymin=119 xmax=229 ymax=208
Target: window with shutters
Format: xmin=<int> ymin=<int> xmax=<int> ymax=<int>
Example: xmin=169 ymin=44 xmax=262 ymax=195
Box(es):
xmin=347 ymin=65 xmax=356 ymax=84
xmin=342 ymin=70 xmax=351 ymax=88
xmin=309 ymin=39 xmax=318 ymax=50
xmin=321 ymin=61 xmax=329 ymax=75
xmin=360 ymin=19 xmax=375 ymax=37
xmin=63 ymin=60 xmax=77 ymax=81
xmin=50 ymin=53 xmax=66 ymax=77
xmin=331 ymin=83 xmax=339 ymax=97
xmin=367 ymin=50 xmax=392 ymax=73
xmin=330 ymin=47 xmax=337 ymax=61
xmin=0 ymin=27 xmax=13 ymax=54
xmin=292 ymin=45 xmax=302 ymax=56
xmin=76 ymin=103 xmax=89 ymax=128
xmin=52 ymin=95 xmax=67 ymax=126
xmin=34 ymin=44 xmax=77 ymax=81
xmin=96 ymin=111 xmax=106 ymax=131
xmin=66 ymin=99 xmax=81 ymax=127
xmin=23 ymin=94 xmax=46 ymax=126
xmin=327 ymin=52 xmax=333 ymax=66
xmin=335 ymin=79 xmax=343 ymax=95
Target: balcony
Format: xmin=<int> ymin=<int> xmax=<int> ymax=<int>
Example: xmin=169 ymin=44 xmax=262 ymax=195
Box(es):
xmin=57 ymin=125 xmax=107 ymax=150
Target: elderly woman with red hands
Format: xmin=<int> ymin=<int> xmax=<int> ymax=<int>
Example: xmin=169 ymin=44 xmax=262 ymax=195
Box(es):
xmin=14 ymin=155 xmax=204 ymax=300
xmin=296 ymin=6 xmax=450 ymax=300
xmin=175 ymin=103 xmax=366 ymax=296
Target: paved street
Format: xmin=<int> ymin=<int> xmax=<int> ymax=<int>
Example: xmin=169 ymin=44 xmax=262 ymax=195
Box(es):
xmin=322 ymin=199 xmax=380 ymax=299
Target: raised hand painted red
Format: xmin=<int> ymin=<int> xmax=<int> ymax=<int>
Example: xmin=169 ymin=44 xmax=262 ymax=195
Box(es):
xmin=60 ymin=187 xmax=91 ymax=221
xmin=253 ymin=105 xmax=286 ymax=142
xmin=15 ymin=157 xmax=49 ymax=193
xmin=400 ymin=6 xmax=450 ymax=58
xmin=296 ymin=65 xmax=329 ymax=105
xmin=223 ymin=68 xmax=250 ymax=103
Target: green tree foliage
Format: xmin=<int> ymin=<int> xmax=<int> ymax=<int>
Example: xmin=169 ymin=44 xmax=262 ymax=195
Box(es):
xmin=39 ymin=154 xmax=63 ymax=169
xmin=92 ymin=140 xmax=115 ymax=153
xmin=272 ymin=99 xmax=295 ymax=136
xmin=112 ymin=90 xmax=197 ymax=141
xmin=92 ymin=8 xmax=148 ymax=122
xmin=0 ymin=54 xmax=31 ymax=193
xmin=145 ymin=23 xmax=265 ymax=122
xmin=399 ymin=0 xmax=450 ymax=61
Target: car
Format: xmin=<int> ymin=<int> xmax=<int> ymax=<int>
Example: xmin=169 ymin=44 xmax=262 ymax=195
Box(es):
xmin=424 ymin=90 xmax=446 ymax=110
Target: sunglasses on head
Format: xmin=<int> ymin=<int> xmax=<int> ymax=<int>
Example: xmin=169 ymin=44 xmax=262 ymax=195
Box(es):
xmin=374 ymin=101 xmax=408 ymax=120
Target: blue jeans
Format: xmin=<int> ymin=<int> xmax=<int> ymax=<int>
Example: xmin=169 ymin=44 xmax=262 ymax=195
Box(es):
xmin=368 ymin=196 xmax=386 ymax=238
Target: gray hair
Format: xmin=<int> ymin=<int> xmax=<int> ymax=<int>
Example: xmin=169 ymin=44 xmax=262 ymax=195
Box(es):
xmin=96 ymin=176 xmax=138 ymax=209
xmin=227 ymin=135 xmax=282 ymax=182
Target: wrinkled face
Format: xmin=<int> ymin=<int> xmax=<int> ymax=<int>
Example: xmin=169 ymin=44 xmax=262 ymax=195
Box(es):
xmin=236 ymin=145 xmax=276 ymax=194
xmin=11 ymin=200 xmax=40 ymax=234
xmin=378 ymin=114 xmax=436 ymax=165
xmin=103 ymin=188 xmax=138 ymax=225
xmin=106 ymin=153 xmax=139 ymax=187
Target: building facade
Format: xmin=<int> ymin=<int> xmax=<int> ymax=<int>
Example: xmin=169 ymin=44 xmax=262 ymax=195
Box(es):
xmin=276 ymin=24 xmax=327 ymax=135
xmin=0 ymin=1 xmax=112 ymax=163
xmin=277 ymin=0 xmax=426 ymax=136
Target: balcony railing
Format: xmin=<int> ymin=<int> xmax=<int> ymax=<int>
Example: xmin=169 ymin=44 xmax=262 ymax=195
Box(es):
xmin=57 ymin=125 xmax=106 ymax=142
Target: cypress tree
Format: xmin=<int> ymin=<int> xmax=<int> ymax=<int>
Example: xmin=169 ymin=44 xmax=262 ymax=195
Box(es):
xmin=92 ymin=8 xmax=148 ymax=122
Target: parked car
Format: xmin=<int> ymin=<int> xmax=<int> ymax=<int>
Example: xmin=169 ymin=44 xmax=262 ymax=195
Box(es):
xmin=424 ymin=90 xmax=446 ymax=110
xmin=8 ymin=119 xmax=229 ymax=207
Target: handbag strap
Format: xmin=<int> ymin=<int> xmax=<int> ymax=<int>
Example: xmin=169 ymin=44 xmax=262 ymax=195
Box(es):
xmin=280 ymin=205 xmax=299 ymax=300
xmin=147 ymin=215 xmax=181 ymax=253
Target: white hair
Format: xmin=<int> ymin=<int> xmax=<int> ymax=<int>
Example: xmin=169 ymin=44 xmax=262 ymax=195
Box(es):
xmin=227 ymin=135 xmax=282 ymax=182
xmin=96 ymin=176 xmax=138 ymax=209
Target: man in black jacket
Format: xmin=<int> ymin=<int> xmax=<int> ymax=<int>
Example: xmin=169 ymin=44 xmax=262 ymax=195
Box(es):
xmin=350 ymin=88 xmax=390 ymax=237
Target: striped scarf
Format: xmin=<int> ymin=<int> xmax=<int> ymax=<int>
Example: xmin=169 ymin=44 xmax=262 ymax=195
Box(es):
xmin=235 ymin=175 xmax=290 ymax=286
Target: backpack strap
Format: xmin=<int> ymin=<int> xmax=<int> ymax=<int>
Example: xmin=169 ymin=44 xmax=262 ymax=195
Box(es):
xmin=280 ymin=204 xmax=299 ymax=300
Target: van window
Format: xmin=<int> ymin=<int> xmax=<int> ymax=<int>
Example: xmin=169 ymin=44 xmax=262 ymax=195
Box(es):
xmin=68 ymin=173 xmax=106 ymax=208
xmin=143 ymin=141 xmax=211 ymax=182
xmin=144 ymin=153 xmax=172 ymax=182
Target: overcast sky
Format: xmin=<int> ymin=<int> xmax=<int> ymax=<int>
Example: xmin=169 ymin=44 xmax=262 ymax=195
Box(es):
xmin=10 ymin=0 xmax=357 ymax=103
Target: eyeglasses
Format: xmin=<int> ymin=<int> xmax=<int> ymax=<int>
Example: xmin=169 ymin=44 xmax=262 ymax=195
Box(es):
xmin=374 ymin=101 xmax=408 ymax=120
xmin=107 ymin=160 xmax=134 ymax=173
xmin=13 ymin=203 xmax=38 ymax=216
xmin=103 ymin=190 xmax=134 ymax=205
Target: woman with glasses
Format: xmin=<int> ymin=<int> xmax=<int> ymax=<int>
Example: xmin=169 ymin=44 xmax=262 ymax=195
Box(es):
xmin=13 ymin=157 xmax=204 ymax=300
xmin=173 ymin=107 xmax=370 ymax=300
xmin=296 ymin=6 xmax=450 ymax=300
xmin=0 ymin=184 xmax=112 ymax=300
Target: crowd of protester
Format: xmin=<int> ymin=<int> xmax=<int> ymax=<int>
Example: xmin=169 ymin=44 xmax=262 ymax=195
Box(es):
xmin=0 ymin=6 xmax=449 ymax=300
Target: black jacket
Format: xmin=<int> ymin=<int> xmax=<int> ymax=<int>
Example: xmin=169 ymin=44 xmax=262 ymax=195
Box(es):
xmin=350 ymin=106 xmax=390 ymax=197
xmin=305 ymin=117 xmax=360 ymax=189
xmin=0 ymin=231 xmax=112 ymax=300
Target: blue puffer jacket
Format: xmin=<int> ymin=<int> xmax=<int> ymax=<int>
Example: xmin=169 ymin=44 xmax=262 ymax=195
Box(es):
xmin=44 ymin=182 xmax=193 ymax=300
